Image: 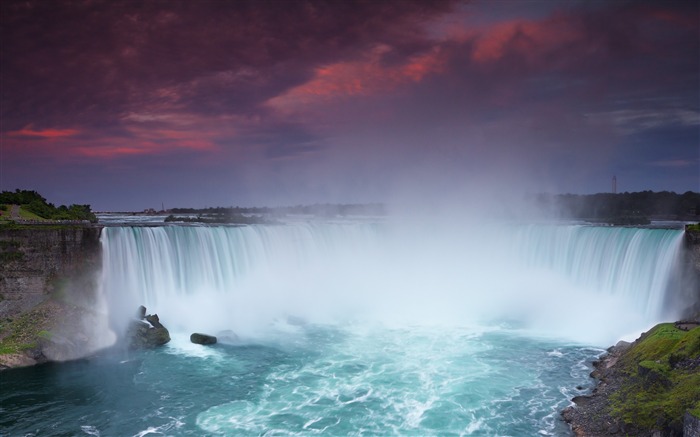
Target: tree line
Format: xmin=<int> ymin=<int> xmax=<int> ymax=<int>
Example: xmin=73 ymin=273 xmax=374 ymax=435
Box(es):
xmin=170 ymin=203 xmax=386 ymax=217
xmin=533 ymin=191 xmax=700 ymax=221
xmin=0 ymin=189 xmax=98 ymax=223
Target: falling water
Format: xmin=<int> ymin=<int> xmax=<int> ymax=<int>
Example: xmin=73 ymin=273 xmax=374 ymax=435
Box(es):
xmin=99 ymin=222 xmax=684 ymax=344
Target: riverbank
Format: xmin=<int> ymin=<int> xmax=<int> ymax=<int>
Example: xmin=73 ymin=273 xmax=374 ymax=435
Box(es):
xmin=563 ymin=322 xmax=700 ymax=436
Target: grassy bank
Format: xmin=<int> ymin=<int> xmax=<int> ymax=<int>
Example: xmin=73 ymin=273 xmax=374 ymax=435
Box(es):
xmin=610 ymin=323 xmax=700 ymax=430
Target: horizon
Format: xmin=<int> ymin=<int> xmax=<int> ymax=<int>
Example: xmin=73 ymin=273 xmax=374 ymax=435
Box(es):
xmin=2 ymin=0 xmax=698 ymax=211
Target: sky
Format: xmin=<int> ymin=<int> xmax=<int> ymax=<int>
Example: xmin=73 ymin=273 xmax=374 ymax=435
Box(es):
xmin=1 ymin=0 xmax=698 ymax=211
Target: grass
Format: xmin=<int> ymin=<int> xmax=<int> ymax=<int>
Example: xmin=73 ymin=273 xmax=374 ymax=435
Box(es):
xmin=17 ymin=206 xmax=45 ymax=220
xmin=610 ymin=324 xmax=700 ymax=430
xmin=687 ymin=222 xmax=700 ymax=232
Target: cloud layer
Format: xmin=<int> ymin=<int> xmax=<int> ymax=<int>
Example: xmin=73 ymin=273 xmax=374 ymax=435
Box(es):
xmin=1 ymin=0 xmax=697 ymax=209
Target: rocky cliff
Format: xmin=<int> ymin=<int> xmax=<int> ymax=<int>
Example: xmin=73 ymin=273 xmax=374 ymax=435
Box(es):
xmin=0 ymin=225 xmax=113 ymax=369
xmin=684 ymin=228 xmax=700 ymax=318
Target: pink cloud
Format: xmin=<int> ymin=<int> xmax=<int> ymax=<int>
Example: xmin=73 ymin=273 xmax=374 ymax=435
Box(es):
xmin=267 ymin=44 xmax=446 ymax=111
xmin=471 ymin=17 xmax=581 ymax=65
xmin=9 ymin=127 xmax=80 ymax=139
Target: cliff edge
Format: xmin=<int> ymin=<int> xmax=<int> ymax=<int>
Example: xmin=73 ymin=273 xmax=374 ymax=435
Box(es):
xmin=0 ymin=225 xmax=113 ymax=369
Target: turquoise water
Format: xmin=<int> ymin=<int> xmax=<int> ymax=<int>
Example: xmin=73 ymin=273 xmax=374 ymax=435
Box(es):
xmin=0 ymin=222 xmax=686 ymax=436
xmin=1 ymin=323 xmax=601 ymax=436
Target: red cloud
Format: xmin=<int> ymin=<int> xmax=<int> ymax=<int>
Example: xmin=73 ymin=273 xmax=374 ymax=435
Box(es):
xmin=9 ymin=127 xmax=80 ymax=139
xmin=267 ymin=44 xmax=446 ymax=111
xmin=3 ymin=115 xmax=223 ymax=161
xmin=471 ymin=18 xmax=580 ymax=65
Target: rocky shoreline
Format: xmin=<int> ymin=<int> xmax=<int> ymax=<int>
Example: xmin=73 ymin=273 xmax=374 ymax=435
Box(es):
xmin=562 ymin=322 xmax=700 ymax=437
xmin=562 ymin=340 xmax=632 ymax=435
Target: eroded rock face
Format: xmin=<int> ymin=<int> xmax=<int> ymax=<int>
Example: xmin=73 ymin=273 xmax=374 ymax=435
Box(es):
xmin=0 ymin=227 xmax=102 ymax=319
xmin=0 ymin=226 xmax=112 ymax=370
xmin=190 ymin=333 xmax=217 ymax=345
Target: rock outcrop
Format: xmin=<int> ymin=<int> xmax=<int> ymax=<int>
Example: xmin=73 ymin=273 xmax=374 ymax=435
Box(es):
xmin=127 ymin=307 xmax=170 ymax=349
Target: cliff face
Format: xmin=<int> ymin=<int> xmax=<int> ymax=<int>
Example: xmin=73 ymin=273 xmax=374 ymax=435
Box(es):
xmin=683 ymin=229 xmax=700 ymax=319
xmin=0 ymin=226 xmax=113 ymax=369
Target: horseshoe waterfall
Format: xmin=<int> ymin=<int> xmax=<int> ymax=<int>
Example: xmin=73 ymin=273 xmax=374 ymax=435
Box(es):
xmin=3 ymin=221 xmax=689 ymax=436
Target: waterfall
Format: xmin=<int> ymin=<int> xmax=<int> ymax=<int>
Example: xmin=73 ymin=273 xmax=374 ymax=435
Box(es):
xmin=99 ymin=222 xmax=685 ymax=345
xmin=512 ymin=226 xmax=684 ymax=319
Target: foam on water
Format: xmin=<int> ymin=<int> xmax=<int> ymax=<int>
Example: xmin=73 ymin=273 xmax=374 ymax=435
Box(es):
xmin=188 ymin=323 xmax=601 ymax=436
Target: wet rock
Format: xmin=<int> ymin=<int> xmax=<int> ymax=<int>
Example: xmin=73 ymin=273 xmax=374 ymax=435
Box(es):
xmin=126 ymin=306 xmax=170 ymax=349
xmin=190 ymin=333 xmax=217 ymax=345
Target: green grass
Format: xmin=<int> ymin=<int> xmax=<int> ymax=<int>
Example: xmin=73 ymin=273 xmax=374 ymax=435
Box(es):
xmin=17 ymin=206 xmax=45 ymax=220
xmin=610 ymin=324 xmax=700 ymax=430
xmin=687 ymin=223 xmax=700 ymax=232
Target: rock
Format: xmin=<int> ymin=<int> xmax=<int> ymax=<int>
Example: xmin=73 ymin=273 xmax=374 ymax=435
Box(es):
xmin=190 ymin=333 xmax=217 ymax=345
xmin=145 ymin=313 xmax=163 ymax=328
xmin=685 ymin=412 xmax=700 ymax=437
xmin=127 ymin=320 xmax=171 ymax=349
xmin=126 ymin=306 xmax=170 ymax=349
xmin=137 ymin=305 xmax=146 ymax=320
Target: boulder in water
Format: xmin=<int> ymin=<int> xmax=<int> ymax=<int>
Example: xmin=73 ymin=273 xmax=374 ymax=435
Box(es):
xmin=190 ymin=333 xmax=217 ymax=345
xmin=126 ymin=306 xmax=170 ymax=349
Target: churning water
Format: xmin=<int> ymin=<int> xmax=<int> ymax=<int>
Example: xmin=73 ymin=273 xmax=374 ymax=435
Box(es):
xmin=1 ymin=221 xmax=686 ymax=436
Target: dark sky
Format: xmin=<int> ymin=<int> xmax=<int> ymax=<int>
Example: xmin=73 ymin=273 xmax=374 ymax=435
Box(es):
xmin=1 ymin=0 xmax=698 ymax=210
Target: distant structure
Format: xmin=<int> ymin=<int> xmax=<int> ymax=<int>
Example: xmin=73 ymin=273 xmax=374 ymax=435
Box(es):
xmin=612 ymin=175 xmax=617 ymax=194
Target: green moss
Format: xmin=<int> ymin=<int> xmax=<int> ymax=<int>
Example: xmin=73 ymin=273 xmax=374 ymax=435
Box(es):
xmin=691 ymin=404 xmax=700 ymax=418
xmin=0 ymin=310 xmax=47 ymax=355
xmin=610 ymin=325 xmax=700 ymax=430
